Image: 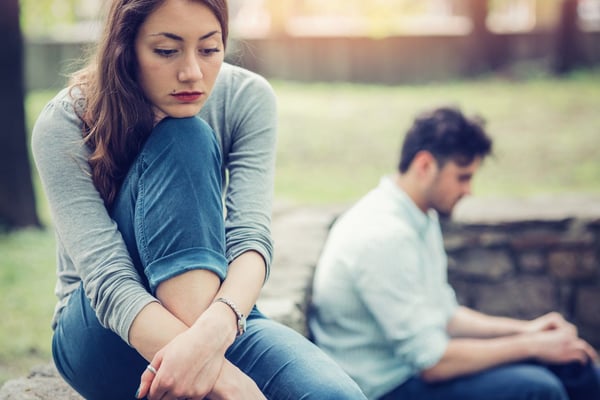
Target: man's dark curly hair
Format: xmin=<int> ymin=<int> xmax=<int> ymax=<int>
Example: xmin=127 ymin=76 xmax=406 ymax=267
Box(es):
xmin=398 ymin=106 xmax=493 ymax=173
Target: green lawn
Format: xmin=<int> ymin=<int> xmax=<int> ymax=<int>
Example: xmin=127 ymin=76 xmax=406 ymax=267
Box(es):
xmin=1 ymin=69 xmax=599 ymax=386
xmin=274 ymin=70 xmax=600 ymax=203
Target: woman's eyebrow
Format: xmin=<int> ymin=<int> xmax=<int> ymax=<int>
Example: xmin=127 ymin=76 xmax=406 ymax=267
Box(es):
xmin=149 ymin=30 xmax=221 ymax=41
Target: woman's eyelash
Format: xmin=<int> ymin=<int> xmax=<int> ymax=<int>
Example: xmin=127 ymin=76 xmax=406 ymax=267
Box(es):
xmin=154 ymin=49 xmax=177 ymax=57
xmin=153 ymin=48 xmax=220 ymax=57
xmin=201 ymin=48 xmax=221 ymax=55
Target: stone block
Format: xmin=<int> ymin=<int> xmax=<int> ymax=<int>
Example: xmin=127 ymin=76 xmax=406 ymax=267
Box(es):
xmin=449 ymin=248 xmax=514 ymax=281
xmin=447 ymin=279 xmax=475 ymax=308
xmin=511 ymin=231 xmax=564 ymax=250
xmin=0 ymin=364 xmax=81 ymax=400
xmin=518 ymin=251 xmax=546 ymax=273
xmin=472 ymin=276 xmax=558 ymax=319
xmin=575 ymin=286 xmax=600 ymax=327
xmin=578 ymin=324 xmax=600 ymax=351
xmin=549 ymin=250 xmax=597 ymax=281
xmin=443 ymin=229 xmax=509 ymax=250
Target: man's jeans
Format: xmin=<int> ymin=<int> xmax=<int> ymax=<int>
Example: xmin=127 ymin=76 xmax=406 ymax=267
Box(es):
xmin=52 ymin=117 xmax=366 ymax=400
xmin=380 ymin=360 xmax=600 ymax=400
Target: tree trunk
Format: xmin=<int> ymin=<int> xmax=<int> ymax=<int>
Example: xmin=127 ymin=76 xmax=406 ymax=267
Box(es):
xmin=466 ymin=0 xmax=505 ymax=74
xmin=0 ymin=0 xmax=41 ymax=229
xmin=554 ymin=0 xmax=583 ymax=74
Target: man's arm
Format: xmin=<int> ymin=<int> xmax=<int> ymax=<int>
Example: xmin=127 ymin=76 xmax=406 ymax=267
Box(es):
xmin=421 ymin=310 xmax=597 ymax=383
xmin=447 ymin=306 xmax=575 ymax=339
xmin=447 ymin=306 xmax=530 ymax=338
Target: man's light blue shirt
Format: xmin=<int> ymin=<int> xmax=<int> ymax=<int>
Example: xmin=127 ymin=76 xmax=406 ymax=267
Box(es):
xmin=309 ymin=176 xmax=459 ymax=399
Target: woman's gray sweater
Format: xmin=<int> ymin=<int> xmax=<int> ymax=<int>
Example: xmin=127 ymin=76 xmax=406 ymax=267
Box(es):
xmin=32 ymin=63 xmax=277 ymax=344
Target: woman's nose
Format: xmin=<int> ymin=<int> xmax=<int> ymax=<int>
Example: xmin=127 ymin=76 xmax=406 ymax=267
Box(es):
xmin=178 ymin=55 xmax=203 ymax=82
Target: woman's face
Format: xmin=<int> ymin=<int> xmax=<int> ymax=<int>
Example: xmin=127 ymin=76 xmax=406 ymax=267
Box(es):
xmin=135 ymin=0 xmax=224 ymax=120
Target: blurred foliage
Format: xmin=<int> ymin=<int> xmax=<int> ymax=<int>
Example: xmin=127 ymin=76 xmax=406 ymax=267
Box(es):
xmin=19 ymin=0 xmax=79 ymax=37
xmin=19 ymin=0 xmax=104 ymax=38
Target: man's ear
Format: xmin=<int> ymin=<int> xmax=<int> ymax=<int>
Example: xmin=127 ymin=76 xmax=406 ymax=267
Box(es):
xmin=413 ymin=151 xmax=438 ymax=180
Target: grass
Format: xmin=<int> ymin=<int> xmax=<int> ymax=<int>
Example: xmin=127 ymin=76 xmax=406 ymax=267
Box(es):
xmin=273 ymin=69 xmax=600 ymax=203
xmin=0 ymin=229 xmax=56 ymax=385
xmin=1 ymin=69 xmax=599 ymax=386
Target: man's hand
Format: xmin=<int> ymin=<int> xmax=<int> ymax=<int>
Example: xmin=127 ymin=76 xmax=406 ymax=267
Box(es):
xmin=530 ymin=326 xmax=598 ymax=365
xmin=524 ymin=312 xmax=575 ymax=334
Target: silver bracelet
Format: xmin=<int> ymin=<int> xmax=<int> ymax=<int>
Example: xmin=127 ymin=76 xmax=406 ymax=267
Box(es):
xmin=214 ymin=297 xmax=247 ymax=336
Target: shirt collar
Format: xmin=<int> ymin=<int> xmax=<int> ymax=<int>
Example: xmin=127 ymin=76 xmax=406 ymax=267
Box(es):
xmin=379 ymin=175 xmax=435 ymax=237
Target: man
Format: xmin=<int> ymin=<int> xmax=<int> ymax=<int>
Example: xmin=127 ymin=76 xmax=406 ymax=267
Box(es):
xmin=308 ymin=107 xmax=600 ymax=400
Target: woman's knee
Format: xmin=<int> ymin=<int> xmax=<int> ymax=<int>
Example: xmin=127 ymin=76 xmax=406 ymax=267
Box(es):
xmin=135 ymin=116 xmax=224 ymax=222
xmin=143 ymin=116 xmax=221 ymax=171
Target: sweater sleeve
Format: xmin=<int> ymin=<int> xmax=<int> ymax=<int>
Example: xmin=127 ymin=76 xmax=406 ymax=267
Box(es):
xmin=31 ymin=91 xmax=157 ymax=345
xmin=204 ymin=66 xmax=277 ymax=280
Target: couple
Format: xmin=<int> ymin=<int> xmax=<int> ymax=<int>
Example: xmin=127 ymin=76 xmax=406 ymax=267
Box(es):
xmin=33 ymin=0 xmax=599 ymax=399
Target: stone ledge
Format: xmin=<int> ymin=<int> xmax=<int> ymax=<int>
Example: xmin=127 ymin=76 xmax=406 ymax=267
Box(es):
xmin=452 ymin=194 xmax=600 ymax=223
xmin=0 ymin=364 xmax=81 ymax=400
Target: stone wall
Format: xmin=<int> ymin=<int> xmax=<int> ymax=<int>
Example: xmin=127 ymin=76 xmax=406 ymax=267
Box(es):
xmin=444 ymin=196 xmax=600 ymax=349
xmin=2 ymin=195 xmax=599 ymax=398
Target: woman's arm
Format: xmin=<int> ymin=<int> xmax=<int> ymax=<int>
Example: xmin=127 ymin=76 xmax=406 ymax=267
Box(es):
xmin=200 ymin=64 xmax=278 ymax=280
xmin=133 ymin=254 xmax=266 ymax=399
xmin=129 ymin=295 xmax=265 ymax=400
xmin=31 ymin=90 xmax=157 ymax=343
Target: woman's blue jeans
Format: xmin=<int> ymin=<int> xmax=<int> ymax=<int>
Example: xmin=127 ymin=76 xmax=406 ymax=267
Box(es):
xmin=379 ymin=361 xmax=600 ymax=400
xmin=52 ymin=117 xmax=366 ymax=400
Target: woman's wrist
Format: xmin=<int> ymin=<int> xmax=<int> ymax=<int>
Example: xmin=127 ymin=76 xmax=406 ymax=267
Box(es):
xmin=195 ymin=301 xmax=239 ymax=346
xmin=214 ymin=297 xmax=246 ymax=336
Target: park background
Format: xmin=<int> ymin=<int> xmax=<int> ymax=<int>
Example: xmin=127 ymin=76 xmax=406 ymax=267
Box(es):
xmin=1 ymin=0 xmax=600 ymax=388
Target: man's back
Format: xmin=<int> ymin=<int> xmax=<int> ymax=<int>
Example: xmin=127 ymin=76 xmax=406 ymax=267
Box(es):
xmin=309 ymin=176 xmax=457 ymax=399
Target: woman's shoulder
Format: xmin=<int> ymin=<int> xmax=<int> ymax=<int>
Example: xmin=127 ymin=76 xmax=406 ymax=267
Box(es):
xmin=36 ymin=86 xmax=84 ymax=125
xmin=214 ymin=63 xmax=275 ymax=99
xmin=31 ymin=86 xmax=85 ymax=145
xmin=202 ymin=63 xmax=277 ymax=126
xmin=218 ymin=62 xmax=268 ymax=84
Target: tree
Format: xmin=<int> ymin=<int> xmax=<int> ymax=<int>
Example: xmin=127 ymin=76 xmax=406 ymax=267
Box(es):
xmin=0 ymin=0 xmax=41 ymax=230
xmin=466 ymin=0 xmax=505 ymax=74
xmin=554 ymin=0 xmax=584 ymax=74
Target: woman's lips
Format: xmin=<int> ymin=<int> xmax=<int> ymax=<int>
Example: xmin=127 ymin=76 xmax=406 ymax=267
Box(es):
xmin=171 ymin=92 xmax=202 ymax=102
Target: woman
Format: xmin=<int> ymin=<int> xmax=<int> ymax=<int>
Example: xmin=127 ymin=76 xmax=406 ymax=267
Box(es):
xmin=32 ymin=0 xmax=367 ymax=399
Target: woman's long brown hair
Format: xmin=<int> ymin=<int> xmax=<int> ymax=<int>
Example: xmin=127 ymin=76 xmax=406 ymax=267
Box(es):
xmin=70 ymin=0 xmax=229 ymax=208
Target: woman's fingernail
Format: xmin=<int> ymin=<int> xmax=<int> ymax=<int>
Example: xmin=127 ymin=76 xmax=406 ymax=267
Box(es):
xmin=135 ymin=387 xmax=140 ymax=398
